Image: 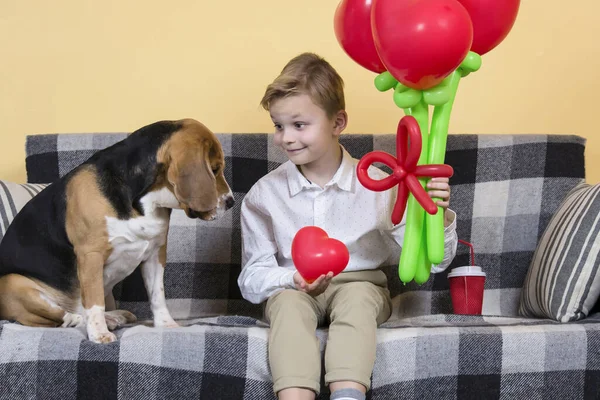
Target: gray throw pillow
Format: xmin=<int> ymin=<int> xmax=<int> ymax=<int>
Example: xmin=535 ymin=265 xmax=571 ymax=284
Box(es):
xmin=519 ymin=181 xmax=600 ymax=322
xmin=0 ymin=181 xmax=49 ymax=242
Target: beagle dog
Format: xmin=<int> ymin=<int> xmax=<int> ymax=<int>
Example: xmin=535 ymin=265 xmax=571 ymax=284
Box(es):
xmin=0 ymin=119 xmax=234 ymax=343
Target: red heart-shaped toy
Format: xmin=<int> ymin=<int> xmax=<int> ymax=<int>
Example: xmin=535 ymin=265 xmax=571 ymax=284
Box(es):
xmin=291 ymin=226 xmax=350 ymax=283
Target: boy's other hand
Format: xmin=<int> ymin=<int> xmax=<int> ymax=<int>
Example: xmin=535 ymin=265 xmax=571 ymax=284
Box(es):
xmin=427 ymin=177 xmax=451 ymax=209
xmin=294 ymin=271 xmax=333 ymax=297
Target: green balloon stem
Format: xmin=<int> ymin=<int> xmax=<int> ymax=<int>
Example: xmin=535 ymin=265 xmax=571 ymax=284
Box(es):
xmin=414 ymin=225 xmax=431 ymax=285
xmin=398 ymin=99 xmax=429 ymax=283
xmin=426 ymin=70 xmax=462 ymax=264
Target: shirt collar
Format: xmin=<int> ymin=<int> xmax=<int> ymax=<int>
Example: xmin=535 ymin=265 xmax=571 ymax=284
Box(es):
xmin=286 ymin=145 xmax=355 ymax=197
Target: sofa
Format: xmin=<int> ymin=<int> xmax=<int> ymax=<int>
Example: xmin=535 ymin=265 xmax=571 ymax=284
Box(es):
xmin=1 ymin=131 xmax=598 ymax=400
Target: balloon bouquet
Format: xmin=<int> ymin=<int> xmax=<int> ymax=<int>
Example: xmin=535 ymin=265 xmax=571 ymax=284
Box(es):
xmin=335 ymin=0 xmax=520 ymax=284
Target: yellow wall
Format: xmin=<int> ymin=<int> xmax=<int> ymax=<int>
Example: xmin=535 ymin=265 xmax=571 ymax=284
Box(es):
xmin=1 ymin=0 xmax=598 ymax=183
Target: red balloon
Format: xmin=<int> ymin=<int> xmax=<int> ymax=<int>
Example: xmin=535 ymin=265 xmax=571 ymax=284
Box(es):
xmin=456 ymin=0 xmax=520 ymax=55
xmin=372 ymin=0 xmax=473 ymax=90
xmin=334 ymin=0 xmax=386 ymax=74
xmin=291 ymin=227 xmax=350 ymax=283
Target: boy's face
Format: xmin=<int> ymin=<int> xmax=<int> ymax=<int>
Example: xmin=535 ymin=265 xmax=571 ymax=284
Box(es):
xmin=269 ymin=94 xmax=346 ymax=167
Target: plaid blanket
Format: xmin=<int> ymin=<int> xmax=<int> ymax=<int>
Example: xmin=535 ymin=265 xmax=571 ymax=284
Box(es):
xmin=0 ymin=131 xmax=596 ymax=399
xmin=2 ymin=314 xmax=599 ymax=399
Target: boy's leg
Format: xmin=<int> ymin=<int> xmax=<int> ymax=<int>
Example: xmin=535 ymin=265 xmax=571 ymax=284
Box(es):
xmin=324 ymin=271 xmax=392 ymax=393
xmin=265 ymin=289 xmax=326 ymax=396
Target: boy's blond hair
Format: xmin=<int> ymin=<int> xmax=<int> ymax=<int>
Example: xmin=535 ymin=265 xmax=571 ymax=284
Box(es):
xmin=260 ymin=52 xmax=345 ymax=118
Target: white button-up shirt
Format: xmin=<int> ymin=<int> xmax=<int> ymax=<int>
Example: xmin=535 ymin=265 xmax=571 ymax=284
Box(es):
xmin=238 ymin=147 xmax=457 ymax=304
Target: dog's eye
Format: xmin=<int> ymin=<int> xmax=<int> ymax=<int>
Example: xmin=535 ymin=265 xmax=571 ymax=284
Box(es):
xmin=212 ymin=166 xmax=220 ymax=175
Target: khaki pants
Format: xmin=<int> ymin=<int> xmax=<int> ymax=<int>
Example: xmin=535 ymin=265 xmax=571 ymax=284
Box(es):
xmin=265 ymin=270 xmax=392 ymax=394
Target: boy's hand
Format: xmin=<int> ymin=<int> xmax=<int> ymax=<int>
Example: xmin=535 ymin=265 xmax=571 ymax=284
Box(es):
xmin=293 ymin=272 xmax=333 ymax=297
xmin=427 ymin=177 xmax=451 ymax=209
xmin=427 ymin=177 xmax=453 ymax=227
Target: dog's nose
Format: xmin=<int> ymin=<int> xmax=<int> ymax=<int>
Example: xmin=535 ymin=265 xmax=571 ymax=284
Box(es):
xmin=225 ymin=196 xmax=235 ymax=210
xmin=187 ymin=209 xmax=200 ymax=218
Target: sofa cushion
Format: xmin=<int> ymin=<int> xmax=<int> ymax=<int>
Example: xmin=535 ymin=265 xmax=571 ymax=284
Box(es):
xmin=519 ymin=181 xmax=600 ymax=322
xmin=1 ymin=314 xmax=599 ymax=399
xmin=0 ymin=181 xmax=49 ymax=242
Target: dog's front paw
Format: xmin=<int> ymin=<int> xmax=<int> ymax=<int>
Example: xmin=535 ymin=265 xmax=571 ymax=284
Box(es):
xmin=89 ymin=331 xmax=117 ymax=344
xmin=155 ymin=319 xmax=180 ymax=328
xmin=105 ymin=310 xmax=137 ymax=331
xmin=61 ymin=312 xmax=84 ymax=328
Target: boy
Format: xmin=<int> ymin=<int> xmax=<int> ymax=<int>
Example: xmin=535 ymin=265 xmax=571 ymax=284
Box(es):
xmin=238 ymin=53 xmax=457 ymax=400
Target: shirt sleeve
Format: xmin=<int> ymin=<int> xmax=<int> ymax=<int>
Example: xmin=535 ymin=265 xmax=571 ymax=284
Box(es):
xmin=383 ymin=185 xmax=458 ymax=273
xmin=237 ymin=187 xmax=296 ymax=304
xmin=430 ymin=209 xmax=458 ymax=273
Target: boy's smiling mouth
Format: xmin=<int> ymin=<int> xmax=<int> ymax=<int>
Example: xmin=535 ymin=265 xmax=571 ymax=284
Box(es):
xmin=286 ymin=147 xmax=307 ymax=154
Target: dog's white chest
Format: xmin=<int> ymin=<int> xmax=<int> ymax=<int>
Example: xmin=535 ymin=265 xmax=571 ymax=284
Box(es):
xmin=103 ymin=209 xmax=169 ymax=288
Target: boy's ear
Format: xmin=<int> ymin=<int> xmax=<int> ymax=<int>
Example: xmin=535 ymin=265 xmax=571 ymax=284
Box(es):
xmin=333 ymin=110 xmax=348 ymax=136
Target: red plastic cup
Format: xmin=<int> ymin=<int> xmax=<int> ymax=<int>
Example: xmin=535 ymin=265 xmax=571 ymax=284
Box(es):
xmin=448 ymin=266 xmax=486 ymax=315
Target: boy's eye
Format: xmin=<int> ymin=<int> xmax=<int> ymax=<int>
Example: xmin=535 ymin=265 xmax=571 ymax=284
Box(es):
xmin=294 ymin=122 xmax=305 ymax=129
xmin=274 ymin=124 xmax=282 ymax=130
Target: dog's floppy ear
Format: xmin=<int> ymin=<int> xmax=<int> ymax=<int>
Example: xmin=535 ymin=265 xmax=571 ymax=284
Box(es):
xmin=167 ymin=138 xmax=218 ymax=213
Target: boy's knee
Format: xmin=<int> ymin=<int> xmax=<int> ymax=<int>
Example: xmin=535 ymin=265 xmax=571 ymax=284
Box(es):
xmin=269 ymin=289 xmax=309 ymax=307
xmin=340 ymin=282 xmax=384 ymax=303
xmin=266 ymin=289 xmax=317 ymax=323
xmin=331 ymin=283 xmax=390 ymax=321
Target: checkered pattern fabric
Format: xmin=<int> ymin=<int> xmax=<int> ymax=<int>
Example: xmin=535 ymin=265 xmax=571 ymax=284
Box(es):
xmin=1 ymin=314 xmax=599 ymax=399
xmin=24 ymin=132 xmax=587 ymax=320
xmin=0 ymin=131 xmax=594 ymax=399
